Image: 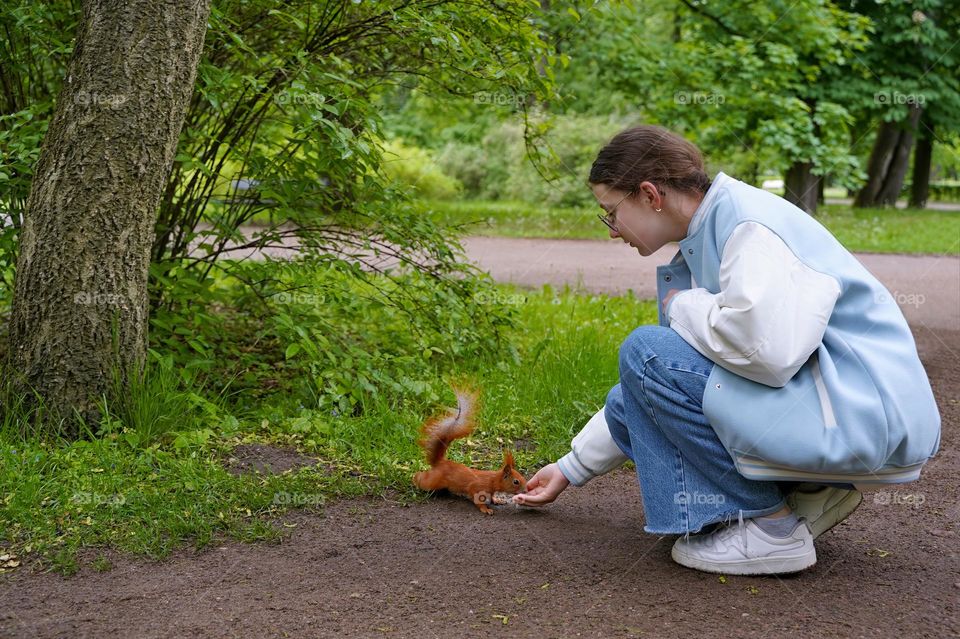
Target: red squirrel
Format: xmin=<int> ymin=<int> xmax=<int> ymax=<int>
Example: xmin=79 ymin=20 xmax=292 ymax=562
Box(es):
xmin=412 ymin=388 xmax=527 ymax=514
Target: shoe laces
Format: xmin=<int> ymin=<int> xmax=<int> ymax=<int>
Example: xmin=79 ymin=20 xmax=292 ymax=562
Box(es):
xmin=712 ymin=510 xmax=748 ymax=553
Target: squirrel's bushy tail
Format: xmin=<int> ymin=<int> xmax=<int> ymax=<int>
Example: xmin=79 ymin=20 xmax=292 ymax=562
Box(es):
xmin=420 ymin=389 xmax=478 ymax=466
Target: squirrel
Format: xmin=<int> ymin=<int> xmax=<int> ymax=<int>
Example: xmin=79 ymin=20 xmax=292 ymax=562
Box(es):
xmin=412 ymin=388 xmax=527 ymax=514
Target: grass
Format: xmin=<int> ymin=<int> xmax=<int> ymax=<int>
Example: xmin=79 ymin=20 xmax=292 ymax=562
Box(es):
xmin=419 ymin=199 xmax=960 ymax=255
xmin=0 ymin=285 xmax=654 ymax=574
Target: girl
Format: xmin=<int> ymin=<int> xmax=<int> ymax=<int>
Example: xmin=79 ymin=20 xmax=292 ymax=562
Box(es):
xmin=512 ymin=125 xmax=941 ymax=575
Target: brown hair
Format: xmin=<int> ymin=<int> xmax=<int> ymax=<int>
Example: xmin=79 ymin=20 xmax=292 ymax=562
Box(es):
xmin=589 ymin=125 xmax=711 ymax=196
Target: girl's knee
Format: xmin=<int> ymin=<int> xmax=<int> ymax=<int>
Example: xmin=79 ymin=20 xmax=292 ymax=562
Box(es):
xmin=619 ymin=325 xmax=672 ymax=374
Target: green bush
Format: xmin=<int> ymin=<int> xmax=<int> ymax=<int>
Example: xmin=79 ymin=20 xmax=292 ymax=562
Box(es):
xmin=437 ymin=113 xmax=634 ymax=207
xmin=381 ymin=139 xmax=463 ymax=200
xmin=144 ymin=254 xmax=518 ymax=418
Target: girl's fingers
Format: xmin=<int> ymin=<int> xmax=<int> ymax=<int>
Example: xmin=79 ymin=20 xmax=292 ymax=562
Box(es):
xmin=514 ymin=491 xmax=551 ymax=506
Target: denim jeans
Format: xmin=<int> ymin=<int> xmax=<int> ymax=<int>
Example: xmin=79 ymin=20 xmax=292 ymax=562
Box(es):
xmin=606 ymin=324 xmax=787 ymax=534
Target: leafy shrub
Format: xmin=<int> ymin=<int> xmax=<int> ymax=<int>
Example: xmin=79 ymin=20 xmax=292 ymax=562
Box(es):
xmin=437 ymin=113 xmax=634 ymax=206
xmin=231 ymin=257 xmax=516 ymax=415
xmin=381 ymin=139 xmax=462 ymax=200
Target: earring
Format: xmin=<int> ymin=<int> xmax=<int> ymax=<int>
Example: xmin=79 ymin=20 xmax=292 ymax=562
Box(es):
xmin=655 ymin=207 xmax=662 ymax=212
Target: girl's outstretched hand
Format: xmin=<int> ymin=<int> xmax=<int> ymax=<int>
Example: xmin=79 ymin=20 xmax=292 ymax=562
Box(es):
xmin=512 ymin=463 xmax=570 ymax=507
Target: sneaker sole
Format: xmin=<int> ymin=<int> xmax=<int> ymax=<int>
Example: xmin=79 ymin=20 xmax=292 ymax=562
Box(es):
xmin=671 ymin=545 xmax=817 ymax=576
xmin=792 ymin=490 xmax=864 ymax=539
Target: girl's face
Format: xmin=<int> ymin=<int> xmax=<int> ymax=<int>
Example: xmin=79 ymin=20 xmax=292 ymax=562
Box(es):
xmin=591 ymin=182 xmax=677 ymax=256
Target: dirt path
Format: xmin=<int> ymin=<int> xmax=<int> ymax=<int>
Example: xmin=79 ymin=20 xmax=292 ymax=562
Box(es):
xmin=1 ymin=243 xmax=958 ymax=638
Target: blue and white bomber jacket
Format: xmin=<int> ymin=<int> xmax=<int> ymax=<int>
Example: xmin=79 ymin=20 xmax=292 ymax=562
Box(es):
xmin=557 ymin=172 xmax=941 ymax=488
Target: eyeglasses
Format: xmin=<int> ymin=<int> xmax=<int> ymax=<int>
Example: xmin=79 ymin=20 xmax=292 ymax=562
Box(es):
xmin=597 ymin=191 xmax=632 ymax=232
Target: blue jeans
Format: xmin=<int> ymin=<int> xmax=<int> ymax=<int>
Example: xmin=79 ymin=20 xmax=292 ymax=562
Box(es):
xmin=606 ymin=325 xmax=786 ymax=534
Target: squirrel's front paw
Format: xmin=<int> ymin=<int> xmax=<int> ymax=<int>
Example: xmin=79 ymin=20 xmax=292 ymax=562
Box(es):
xmin=491 ymin=491 xmax=512 ymax=505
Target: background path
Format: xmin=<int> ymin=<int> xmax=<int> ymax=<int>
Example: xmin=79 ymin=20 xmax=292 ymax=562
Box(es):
xmin=462 ymin=237 xmax=960 ymax=332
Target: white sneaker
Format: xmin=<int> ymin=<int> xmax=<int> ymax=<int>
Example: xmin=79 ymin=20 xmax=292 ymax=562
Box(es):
xmin=786 ymin=485 xmax=863 ymax=539
xmin=671 ymin=514 xmax=817 ymax=575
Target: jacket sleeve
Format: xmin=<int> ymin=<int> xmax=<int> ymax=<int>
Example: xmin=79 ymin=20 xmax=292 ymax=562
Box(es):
xmin=667 ymin=221 xmax=842 ymax=388
xmin=556 ymin=407 xmax=630 ymax=486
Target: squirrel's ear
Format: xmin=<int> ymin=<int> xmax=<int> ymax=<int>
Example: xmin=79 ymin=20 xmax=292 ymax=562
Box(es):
xmin=503 ymin=450 xmax=515 ymax=468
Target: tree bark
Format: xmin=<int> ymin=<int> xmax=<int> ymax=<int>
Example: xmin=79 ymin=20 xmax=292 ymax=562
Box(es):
xmin=784 ymin=161 xmax=820 ymax=215
xmin=855 ymin=120 xmax=898 ymax=207
xmin=855 ymin=105 xmax=922 ymax=208
xmin=877 ymin=104 xmax=922 ymax=206
xmin=909 ymin=112 xmax=934 ymax=209
xmin=9 ymin=0 xmax=211 ymax=436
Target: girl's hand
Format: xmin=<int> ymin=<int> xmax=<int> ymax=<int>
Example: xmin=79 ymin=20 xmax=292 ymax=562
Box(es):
xmin=512 ymin=463 xmax=570 ymax=506
xmin=662 ymin=288 xmax=681 ymax=314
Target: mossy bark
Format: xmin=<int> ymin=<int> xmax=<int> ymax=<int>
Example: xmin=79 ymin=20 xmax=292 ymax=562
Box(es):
xmin=9 ymin=0 xmax=212 ymax=436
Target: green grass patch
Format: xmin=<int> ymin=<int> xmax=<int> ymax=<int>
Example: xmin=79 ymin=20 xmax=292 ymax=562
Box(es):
xmin=0 ymin=285 xmax=653 ymax=573
xmin=419 ymin=199 xmax=960 ymax=255
xmin=814 ymin=204 xmax=959 ymax=255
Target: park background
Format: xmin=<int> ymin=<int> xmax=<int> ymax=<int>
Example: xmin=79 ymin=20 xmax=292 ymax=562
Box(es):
xmin=0 ymin=2 xmax=958 ymax=636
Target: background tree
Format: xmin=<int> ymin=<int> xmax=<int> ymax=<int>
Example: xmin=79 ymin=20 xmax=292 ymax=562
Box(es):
xmin=8 ymin=0 xmax=212 ymax=435
xmin=474 ymin=0 xmax=870 ymax=214
xmin=838 ymin=0 xmax=960 ymax=208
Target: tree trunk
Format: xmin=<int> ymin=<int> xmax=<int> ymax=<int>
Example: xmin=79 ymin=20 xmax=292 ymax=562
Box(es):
xmin=855 ymin=120 xmax=899 ymax=207
xmin=855 ymin=105 xmax=923 ymax=208
xmin=909 ymin=112 xmax=934 ymax=209
xmin=877 ymin=104 xmax=922 ymax=206
xmin=784 ymin=161 xmax=820 ymax=215
xmin=8 ymin=0 xmax=211 ymax=436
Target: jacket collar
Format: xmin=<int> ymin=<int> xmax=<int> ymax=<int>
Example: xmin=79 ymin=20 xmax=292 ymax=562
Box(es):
xmin=685 ymin=171 xmax=732 ymax=239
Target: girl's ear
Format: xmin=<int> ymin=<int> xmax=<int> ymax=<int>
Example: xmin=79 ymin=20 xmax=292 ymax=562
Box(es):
xmin=639 ymin=180 xmax=663 ymax=209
